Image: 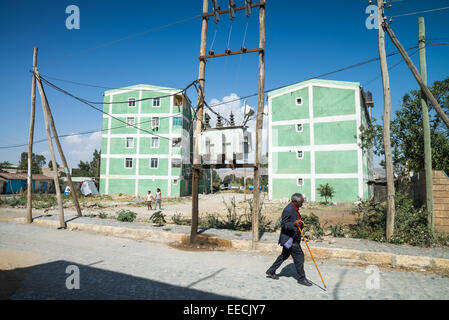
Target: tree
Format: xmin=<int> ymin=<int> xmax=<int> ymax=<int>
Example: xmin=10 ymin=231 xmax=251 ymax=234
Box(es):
xmin=90 ymin=149 xmax=101 ymax=180
xmin=72 ymin=149 xmax=101 ymax=178
xmin=360 ymin=77 xmax=449 ymax=175
xmin=48 ymin=160 xmax=60 ymax=170
xmin=0 ymin=161 xmax=12 ymax=170
xmin=317 ymin=183 xmax=335 ymax=204
xmin=17 ymin=152 xmax=46 ymax=174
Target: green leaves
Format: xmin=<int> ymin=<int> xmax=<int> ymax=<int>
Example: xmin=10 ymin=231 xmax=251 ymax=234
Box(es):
xmin=316 ymin=183 xmax=335 ymax=204
xmin=359 ymin=77 xmax=449 ymax=174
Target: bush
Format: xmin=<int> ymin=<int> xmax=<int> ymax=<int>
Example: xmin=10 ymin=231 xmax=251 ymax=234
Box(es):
xmin=3 ymin=196 xmax=27 ymax=207
xmin=117 ymin=210 xmax=136 ymax=222
xmin=171 ymin=213 xmax=190 ymax=225
xmin=149 ymin=211 xmax=166 ymax=226
xmin=327 ymin=222 xmax=346 ymax=238
xmin=302 ymin=213 xmax=324 ymax=239
xmin=349 ymin=192 xmax=442 ymax=247
xmin=199 ymin=213 xmax=222 ymax=229
xmin=98 ymin=212 xmax=108 ymax=219
xmin=316 ymin=183 xmax=335 ymax=204
xmin=350 ymin=198 xmax=386 ymax=242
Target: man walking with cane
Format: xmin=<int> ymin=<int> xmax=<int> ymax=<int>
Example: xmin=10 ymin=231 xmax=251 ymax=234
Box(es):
xmin=266 ymin=193 xmax=313 ymax=287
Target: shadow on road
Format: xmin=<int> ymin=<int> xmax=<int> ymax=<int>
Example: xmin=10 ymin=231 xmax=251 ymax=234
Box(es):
xmin=277 ymin=263 xmax=327 ymax=292
xmin=1 ymin=260 xmax=237 ymax=300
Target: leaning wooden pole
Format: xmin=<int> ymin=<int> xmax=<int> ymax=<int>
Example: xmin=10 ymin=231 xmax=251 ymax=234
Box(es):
xmin=26 ymin=47 xmax=38 ymax=224
xmin=252 ymin=0 xmax=266 ymax=250
xmin=35 ymin=70 xmax=66 ymax=229
xmin=383 ymin=21 xmax=449 ymax=129
xmin=191 ymin=0 xmax=209 ymax=244
xmin=34 ymin=72 xmax=82 ymax=217
xmin=377 ymin=1 xmax=395 ymax=240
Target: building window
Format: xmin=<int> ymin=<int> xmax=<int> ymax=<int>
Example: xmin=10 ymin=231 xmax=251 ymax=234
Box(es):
xmin=128 ymin=97 xmax=136 ymax=107
xmin=125 ymin=158 xmax=133 ymax=169
xmin=297 ymin=151 xmax=303 ymax=159
xmin=297 ymin=178 xmax=303 ymax=186
xmin=151 ymin=117 xmax=160 ymax=128
xmin=171 ymin=158 xmax=182 ymax=168
xmin=150 ymin=158 xmax=158 ymax=169
xmin=153 ymin=97 xmax=160 ymax=107
xmin=173 ymin=117 xmax=182 ymax=126
xmin=126 ymin=117 xmax=135 ymax=127
xmin=125 ymin=137 xmax=134 ymax=149
xmin=151 ymin=137 xmax=160 ymax=148
xmin=295 ymin=97 xmax=303 ymax=106
xmin=173 ymin=179 xmax=178 ymax=185
xmin=296 ymin=123 xmax=303 ymax=132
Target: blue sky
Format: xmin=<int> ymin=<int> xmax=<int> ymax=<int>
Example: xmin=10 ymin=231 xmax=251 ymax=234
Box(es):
xmin=0 ymin=0 xmax=448 ymax=168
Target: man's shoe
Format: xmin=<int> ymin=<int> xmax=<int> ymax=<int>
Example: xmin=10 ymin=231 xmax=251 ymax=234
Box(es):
xmin=298 ymin=278 xmax=313 ymax=286
xmin=266 ymin=271 xmax=279 ymax=280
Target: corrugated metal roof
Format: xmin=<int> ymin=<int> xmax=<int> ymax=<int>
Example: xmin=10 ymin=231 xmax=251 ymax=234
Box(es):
xmin=0 ymin=172 xmax=53 ymax=180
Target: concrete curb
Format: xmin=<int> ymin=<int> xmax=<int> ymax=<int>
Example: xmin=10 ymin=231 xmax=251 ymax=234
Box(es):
xmin=15 ymin=217 xmax=449 ymax=272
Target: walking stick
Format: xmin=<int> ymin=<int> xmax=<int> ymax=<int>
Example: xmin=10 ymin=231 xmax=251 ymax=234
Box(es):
xmin=298 ymin=224 xmax=327 ymax=289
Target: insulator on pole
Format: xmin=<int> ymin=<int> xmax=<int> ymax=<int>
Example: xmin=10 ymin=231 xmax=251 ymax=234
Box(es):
xmin=216 ymin=114 xmax=223 ymax=128
xmin=245 ymin=0 xmax=252 ymax=17
xmin=228 ymin=0 xmax=236 ymax=20
xmin=212 ymin=0 xmax=220 ymax=23
xmin=229 ymin=112 xmax=235 ymax=126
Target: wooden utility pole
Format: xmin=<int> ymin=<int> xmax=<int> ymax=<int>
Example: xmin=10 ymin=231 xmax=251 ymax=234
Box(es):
xmin=382 ymin=22 xmax=449 ymax=129
xmin=377 ymin=0 xmax=395 ymax=240
xmin=35 ymin=71 xmax=66 ymax=229
xmin=191 ymin=0 xmax=209 ymax=244
xmin=192 ymin=0 xmax=265 ymax=246
xmin=35 ymin=72 xmax=83 ymax=218
xmin=418 ymin=17 xmax=434 ymax=235
xmin=252 ymin=0 xmax=265 ymax=250
xmin=26 ymin=47 xmax=38 ymax=224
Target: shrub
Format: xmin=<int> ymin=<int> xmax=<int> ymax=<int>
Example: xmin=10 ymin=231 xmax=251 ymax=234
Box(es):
xmin=349 ymin=192 xmax=439 ymax=247
xmin=302 ymin=213 xmax=324 ymax=239
xmin=117 ymin=210 xmax=136 ymax=222
xmin=328 ymin=222 xmax=346 ymax=238
xmin=149 ymin=211 xmax=166 ymax=226
xmin=172 ymin=213 xmax=190 ymax=225
xmin=349 ymin=197 xmax=387 ymax=242
xmin=98 ymin=212 xmax=108 ymax=219
xmin=316 ymin=183 xmax=335 ymax=204
xmin=199 ymin=213 xmax=222 ymax=229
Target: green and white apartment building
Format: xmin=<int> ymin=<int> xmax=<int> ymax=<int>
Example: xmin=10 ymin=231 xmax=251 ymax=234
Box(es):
xmin=99 ymin=84 xmax=209 ymax=197
xmin=268 ymin=79 xmax=374 ymax=202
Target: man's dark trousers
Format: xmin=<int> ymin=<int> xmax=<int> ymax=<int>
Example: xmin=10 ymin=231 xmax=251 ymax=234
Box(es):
xmin=267 ymin=241 xmax=306 ymax=281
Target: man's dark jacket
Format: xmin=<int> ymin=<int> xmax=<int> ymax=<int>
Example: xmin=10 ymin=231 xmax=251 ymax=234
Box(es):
xmin=278 ymin=202 xmax=302 ymax=246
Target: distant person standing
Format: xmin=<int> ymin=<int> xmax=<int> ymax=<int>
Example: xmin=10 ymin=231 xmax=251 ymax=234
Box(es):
xmin=146 ymin=190 xmax=154 ymax=210
xmin=155 ymin=188 xmax=162 ymax=210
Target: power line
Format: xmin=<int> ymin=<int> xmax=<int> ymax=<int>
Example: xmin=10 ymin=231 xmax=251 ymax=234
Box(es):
xmin=40 ymin=14 xmax=202 ymax=67
xmin=6 ymin=42 xmax=447 ymax=150
xmin=37 ymin=73 xmax=191 ymax=105
xmin=391 ymin=5 xmax=449 ymax=18
xmin=35 ymin=73 xmax=197 ymax=141
xmin=204 ymin=44 xmax=421 ymax=110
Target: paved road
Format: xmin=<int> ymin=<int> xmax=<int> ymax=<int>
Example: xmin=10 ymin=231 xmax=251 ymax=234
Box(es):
xmin=0 ymin=221 xmax=448 ymax=300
